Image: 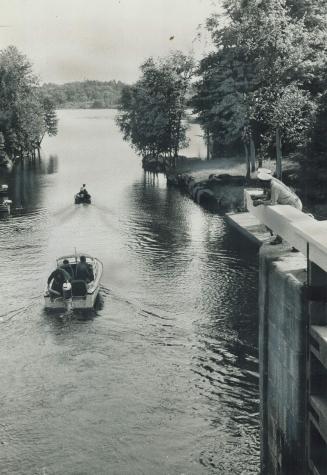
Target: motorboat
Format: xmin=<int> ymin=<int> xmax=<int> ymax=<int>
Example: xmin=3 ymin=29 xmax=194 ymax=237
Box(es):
xmin=44 ymin=253 xmax=103 ymax=310
xmin=0 ymin=199 xmax=12 ymax=214
xmin=74 ymin=192 xmax=91 ymax=204
xmin=0 ymin=184 xmax=8 ymax=195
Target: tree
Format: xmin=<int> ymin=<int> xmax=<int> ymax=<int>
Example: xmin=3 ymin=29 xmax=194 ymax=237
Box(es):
xmin=193 ymin=0 xmax=319 ymax=178
xmin=192 ymin=49 xmax=257 ymax=177
xmin=116 ymin=52 xmax=194 ymax=169
xmin=0 ymin=46 xmax=58 ymax=159
xmin=301 ymin=91 xmax=327 ymax=201
xmin=42 ymin=96 xmax=58 ymax=138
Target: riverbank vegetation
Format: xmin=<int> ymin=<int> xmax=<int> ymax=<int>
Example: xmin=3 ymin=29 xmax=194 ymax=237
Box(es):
xmin=0 ymin=46 xmax=58 ymax=165
xmin=40 ymin=80 xmax=125 ymax=110
xmin=117 ymin=0 xmax=327 ymax=203
xmin=116 ymin=52 xmax=194 ymax=172
xmin=192 ymin=0 xmax=327 ymax=201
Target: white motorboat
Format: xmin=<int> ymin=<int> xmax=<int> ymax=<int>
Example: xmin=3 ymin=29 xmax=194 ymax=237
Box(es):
xmin=0 ymin=199 xmax=12 ymax=214
xmin=0 ymin=184 xmax=8 ymax=195
xmin=44 ymin=253 xmax=103 ymax=310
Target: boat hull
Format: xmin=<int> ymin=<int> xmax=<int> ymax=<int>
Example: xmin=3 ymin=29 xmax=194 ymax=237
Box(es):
xmin=74 ymin=194 xmax=91 ymax=204
xmin=44 ymin=287 xmax=99 ymax=310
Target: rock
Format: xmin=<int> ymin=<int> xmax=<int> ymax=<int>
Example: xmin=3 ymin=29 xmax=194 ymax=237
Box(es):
xmin=197 ymin=188 xmax=216 ymax=205
xmin=167 ymin=174 xmax=178 ymax=185
xmin=192 ymin=184 xmax=203 ymax=200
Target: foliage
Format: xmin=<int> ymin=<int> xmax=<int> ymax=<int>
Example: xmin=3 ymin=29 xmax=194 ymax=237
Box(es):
xmin=116 ymin=52 xmax=194 ymax=164
xmin=192 ymin=0 xmax=327 ymax=178
xmin=0 ymin=46 xmax=58 ymax=158
xmin=40 ymin=80 xmax=126 ymax=109
xmin=41 ymin=96 xmax=58 ymax=138
xmin=301 ymin=91 xmax=327 ymax=201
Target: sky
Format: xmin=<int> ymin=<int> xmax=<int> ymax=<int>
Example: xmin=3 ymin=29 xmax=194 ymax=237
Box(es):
xmin=0 ymin=0 xmax=220 ymax=84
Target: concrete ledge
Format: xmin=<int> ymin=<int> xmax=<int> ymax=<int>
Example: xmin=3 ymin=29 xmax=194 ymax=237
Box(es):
xmin=226 ymin=211 xmax=272 ymax=246
xmin=245 ymin=189 xmax=327 ymax=272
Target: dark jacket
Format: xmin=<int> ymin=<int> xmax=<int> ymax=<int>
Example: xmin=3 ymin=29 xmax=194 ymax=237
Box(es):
xmin=47 ymin=268 xmax=71 ymax=285
xmin=60 ymin=263 xmax=74 ymax=280
xmin=47 ymin=268 xmax=71 ymax=293
xmin=76 ymin=262 xmax=94 ymax=282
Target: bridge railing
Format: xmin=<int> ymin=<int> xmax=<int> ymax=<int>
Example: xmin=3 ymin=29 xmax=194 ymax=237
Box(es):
xmin=244 ymin=189 xmax=327 ymax=272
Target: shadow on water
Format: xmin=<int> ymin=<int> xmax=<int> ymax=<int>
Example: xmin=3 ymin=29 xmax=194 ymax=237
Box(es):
xmin=121 ymin=172 xmax=260 ymax=472
xmin=0 ymin=155 xmax=58 ymax=211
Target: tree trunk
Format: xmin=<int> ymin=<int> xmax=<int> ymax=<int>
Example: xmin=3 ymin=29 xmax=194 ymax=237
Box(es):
xmin=244 ymin=143 xmax=250 ymax=179
xmin=206 ymin=129 xmax=210 ymax=161
xmin=249 ymin=136 xmax=256 ymax=172
xmin=174 ymin=111 xmax=183 ymax=161
xmin=276 ymin=127 xmax=282 ymax=180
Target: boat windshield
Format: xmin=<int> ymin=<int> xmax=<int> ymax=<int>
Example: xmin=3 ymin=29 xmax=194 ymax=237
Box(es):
xmin=56 ymin=255 xmax=94 ymax=267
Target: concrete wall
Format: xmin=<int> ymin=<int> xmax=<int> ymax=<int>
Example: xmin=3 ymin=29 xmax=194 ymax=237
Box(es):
xmin=259 ymin=244 xmax=308 ymax=474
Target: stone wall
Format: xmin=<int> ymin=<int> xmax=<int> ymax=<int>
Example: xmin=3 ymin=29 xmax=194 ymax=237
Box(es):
xmin=167 ymin=173 xmax=247 ymax=211
xmin=259 ymin=244 xmax=308 ymax=474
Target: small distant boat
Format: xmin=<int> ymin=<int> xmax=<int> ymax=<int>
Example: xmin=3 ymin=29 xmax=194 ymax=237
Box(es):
xmin=0 ymin=199 xmax=12 ymax=214
xmin=74 ymin=192 xmax=91 ymax=204
xmin=44 ymin=253 xmax=103 ymax=310
xmin=0 ymin=184 xmax=8 ymax=195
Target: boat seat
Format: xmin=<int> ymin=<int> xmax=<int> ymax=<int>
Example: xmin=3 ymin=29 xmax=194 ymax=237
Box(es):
xmin=71 ymin=280 xmax=88 ymax=297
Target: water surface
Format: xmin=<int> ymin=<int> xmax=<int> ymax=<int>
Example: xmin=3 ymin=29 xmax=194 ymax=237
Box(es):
xmin=0 ymin=109 xmax=259 ymax=474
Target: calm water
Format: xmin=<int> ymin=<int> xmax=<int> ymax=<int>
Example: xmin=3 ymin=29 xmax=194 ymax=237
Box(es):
xmin=0 ymin=110 xmax=260 ymax=474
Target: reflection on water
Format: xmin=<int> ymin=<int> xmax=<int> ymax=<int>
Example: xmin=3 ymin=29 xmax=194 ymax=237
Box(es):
xmin=0 ymin=155 xmax=58 ymax=212
xmin=0 ymin=110 xmax=259 ymax=474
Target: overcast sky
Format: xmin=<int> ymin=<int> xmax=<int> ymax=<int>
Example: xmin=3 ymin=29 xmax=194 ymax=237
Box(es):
xmin=0 ymin=0 xmax=219 ymax=84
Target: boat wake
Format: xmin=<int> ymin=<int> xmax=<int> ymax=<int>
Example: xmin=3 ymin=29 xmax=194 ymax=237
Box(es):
xmin=100 ymin=284 xmax=174 ymax=322
xmin=0 ymin=296 xmax=40 ymax=325
xmin=51 ymin=205 xmax=79 ymax=224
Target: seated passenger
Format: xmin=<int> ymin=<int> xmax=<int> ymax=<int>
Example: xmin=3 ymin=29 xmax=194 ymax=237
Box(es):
xmin=76 ymin=255 xmax=94 ymax=283
xmin=47 ymin=268 xmax=71 ymax=296
xmin=79 ymin=184 xmax=90 ymax=198
xmin=60 ymin=259 xmax=74 ymax=280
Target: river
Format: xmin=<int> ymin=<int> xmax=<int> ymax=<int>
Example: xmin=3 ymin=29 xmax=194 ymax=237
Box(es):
xmin=0 ymin=109 xmax=260 ymax=475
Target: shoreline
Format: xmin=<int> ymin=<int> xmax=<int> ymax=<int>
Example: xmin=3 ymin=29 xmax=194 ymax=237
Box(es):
xmin=166 ymin=156 xmax=255 ymax=213
xmin=165 ymin=156 xmax=327 ymax=219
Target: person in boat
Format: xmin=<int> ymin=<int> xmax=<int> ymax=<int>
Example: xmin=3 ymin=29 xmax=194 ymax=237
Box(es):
xmin=60 ymin=259 xmax=75 ymax=280
xmin=252 ymin=169 xmax=302 ymax=245
xmin=47 ymin=267 xmax=71 ymax=296
xmin=76 ymin=255 xmax=94 ymax=283
xmin=79 ymin=184 xmax=90 ymax=198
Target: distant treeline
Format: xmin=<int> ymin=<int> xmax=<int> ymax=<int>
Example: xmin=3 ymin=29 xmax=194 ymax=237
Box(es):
xmin=40 ymin=80 xmax=126 ymax=109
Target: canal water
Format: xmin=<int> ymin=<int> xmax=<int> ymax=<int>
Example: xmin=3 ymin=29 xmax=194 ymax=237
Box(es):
xmin=0 ymin=110 xmax=260 ymax=474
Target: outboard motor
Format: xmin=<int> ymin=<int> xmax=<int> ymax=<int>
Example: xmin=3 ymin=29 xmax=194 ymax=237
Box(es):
xmin=1 ymin=184 xmax=8 ymax=193
xmin=62 ymin=282 xmax=72 ymax=300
